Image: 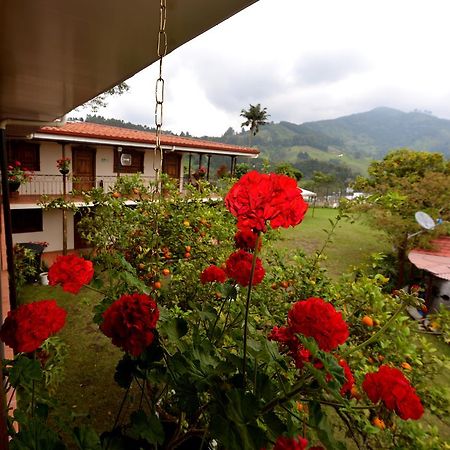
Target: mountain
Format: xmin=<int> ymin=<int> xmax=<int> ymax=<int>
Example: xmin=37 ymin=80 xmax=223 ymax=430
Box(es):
xmin=212 ymin=107 xmax=450 ymax=178
xmin=301 ymin=107 xmax=450 ymax=158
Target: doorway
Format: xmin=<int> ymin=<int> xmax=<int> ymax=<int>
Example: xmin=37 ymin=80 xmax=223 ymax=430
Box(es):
xmin=72 ymin=146 xmax=96 ymax=191
xmin=162 ymin=152 xmax=181 ymax=181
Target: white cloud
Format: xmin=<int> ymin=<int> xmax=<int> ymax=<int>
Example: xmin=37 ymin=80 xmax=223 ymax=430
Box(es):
xmin=93 ymin=0 xmax=450 ymax=136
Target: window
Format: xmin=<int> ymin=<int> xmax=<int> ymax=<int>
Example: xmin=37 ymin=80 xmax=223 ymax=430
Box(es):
xmin=8 ymin=141 xmax=40 ymax=171
xmin=114 ymin=148 xmax=144 ymax=173
xmin=12 ymin=209 xmax=43 ymax=233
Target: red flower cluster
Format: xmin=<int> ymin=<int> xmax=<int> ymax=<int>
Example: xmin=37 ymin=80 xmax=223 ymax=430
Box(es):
xmin=48 ymin=254 xmax=94 ymax=294
xmin=269 ymin=324 xmax=313 ymax=369
xmin=362 ymin=365 xmax=424 ymax=420
xmin=225 ymin=171 xmax=308 ymax=233
xmin=338 ymin=359 xmax=354 ymax=396
xmin=0 ymin=300 xmax=67 ymax=353
xmin=200 ymin=265 xmax=227 ymax=284
xmin=272 ymin=435 xmax=308 ymax=450
xmin=234 ymin=229 xmax=261 ymax=252
xmin=225 ymin=249 xmax=265 ymax=287
xmin=288 ymin=298 xmax=349 ymax=352
xmin=100 ymin=293 xmax=159 ymax=357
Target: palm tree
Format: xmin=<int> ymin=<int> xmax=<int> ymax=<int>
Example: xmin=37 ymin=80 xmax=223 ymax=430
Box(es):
xmin=240 ymin=103 xmax=270 ymax=137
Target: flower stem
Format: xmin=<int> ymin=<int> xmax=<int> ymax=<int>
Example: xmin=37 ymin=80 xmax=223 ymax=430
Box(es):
xmin=342 ymin=299 xmax=407 ymax=358
xmin=208 ymin=296 xmax=228 ymax=340
xmin=83 ymin=283 xmax=105 ymax=295
xmin=112 ymin=383 xmax=131 ymax=430
xmin=242 ymin=233 xmax=262 ymax=385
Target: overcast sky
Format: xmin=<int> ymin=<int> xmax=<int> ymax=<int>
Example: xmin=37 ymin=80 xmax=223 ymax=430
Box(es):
xmin=93 ymin=0 xmax=450 ymax=137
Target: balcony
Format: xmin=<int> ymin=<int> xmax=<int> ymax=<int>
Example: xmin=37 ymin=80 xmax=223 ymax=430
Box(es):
xmin=6 ymin=174 xmax=158 ymax=206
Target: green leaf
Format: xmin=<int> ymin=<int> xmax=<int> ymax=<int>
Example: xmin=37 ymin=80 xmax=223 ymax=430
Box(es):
xmin=114 ymin=356 xmax=137 ymax=389
xmin=263 ymin=411 xmax=287 ymax=439
xmin=8 ymin=356 xmax=43 ymax=388
xmin=308 ymin=401 xmax=346 ymax=450
xmin=128 ymin=410 xmax=164 ymax=445
xmin=72 ymin=426 xmax=101 ymax=450
xmin=160 ymin=317 xmax=188 ymax=342
xmin=9 ymin=416 xmax=66 ymax=450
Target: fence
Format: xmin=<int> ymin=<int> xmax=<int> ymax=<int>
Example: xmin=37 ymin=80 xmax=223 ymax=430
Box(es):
xmin=16 ymin=175 xmax=156 ymax=195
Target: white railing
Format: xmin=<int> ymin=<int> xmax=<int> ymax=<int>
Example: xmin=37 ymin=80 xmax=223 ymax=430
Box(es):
xmin=17 ymin=174 xmax=157 ymax=195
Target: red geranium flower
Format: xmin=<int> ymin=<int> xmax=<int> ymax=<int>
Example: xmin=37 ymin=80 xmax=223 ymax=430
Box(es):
xmin=234 ymin=229 xmax=261 ymax=251
xmin=269 ymin=325 xmax=312 ymax=369
xmin=200 ymin=265 xmax=227 ymax=284
xmin=48 ymin=254 xmax=94 ymax=294
xmin=288 ymin=298 xmax=349 ymax=352
xmin=272 ymin=435 xmax=308 ymax=450
xmin=0 ymin=300 xmax=67 ymax=353
xmin=338 ymin=359 xmax=354 ymax=396
xmin=362 ymin=365 xmax=424 ymax=420
xmin=225 ymin=249 xmax=265 ymax=287
xmin=100 ymin=293 xmax=159 ymax=357
xmin=225 ymin=171 xmax=308 ymax=233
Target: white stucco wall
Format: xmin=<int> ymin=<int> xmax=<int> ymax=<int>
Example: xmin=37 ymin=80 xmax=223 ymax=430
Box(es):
xmin=37 ymin=141 xmax=71 ymax=175
xmin=13 ymin=209 xmax=75 ymax=252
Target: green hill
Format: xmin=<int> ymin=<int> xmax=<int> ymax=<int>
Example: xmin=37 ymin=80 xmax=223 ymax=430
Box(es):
xmin=212 ymin=107 xmax=450 ymax=179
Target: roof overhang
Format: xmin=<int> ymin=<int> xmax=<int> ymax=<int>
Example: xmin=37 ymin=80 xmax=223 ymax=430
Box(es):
xmin=0 ymin=0 xmax=258 ymax=133
xmin=408 ymin=236 xmax=450 ymax=281
xmin=31 ymin=132 xmax=259 ymax=158
xmin=408 ymin=251 xmax=450 ymax=281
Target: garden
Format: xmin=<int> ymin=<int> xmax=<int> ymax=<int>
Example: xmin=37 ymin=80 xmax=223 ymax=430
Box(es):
xmin=2 ymin=169 xmax=450 ymax=449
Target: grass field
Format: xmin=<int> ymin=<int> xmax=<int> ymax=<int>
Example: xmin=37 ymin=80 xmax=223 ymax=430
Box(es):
xmin=276 ymin=207 xmax=391 ymax=277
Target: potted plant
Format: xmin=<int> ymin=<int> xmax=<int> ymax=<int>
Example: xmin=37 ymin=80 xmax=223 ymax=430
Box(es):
xmin=193 ymin=166 xmax=206 ymax=180
xmin=56 ymin=157 xmax=71 ymax=175
xmin=7 ymin=161 xmax=33 ymax=192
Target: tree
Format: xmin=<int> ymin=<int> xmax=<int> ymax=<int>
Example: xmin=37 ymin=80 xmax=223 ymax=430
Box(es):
xmin=240 ymin=103 xmax=270 ymax=137
xmin=82 ymin=82 xmax=130 ymax=112
xmin=350 ymin=148 xmax=450 ymax=286
xmin=274 ymin=162 xmax=303 ymax=181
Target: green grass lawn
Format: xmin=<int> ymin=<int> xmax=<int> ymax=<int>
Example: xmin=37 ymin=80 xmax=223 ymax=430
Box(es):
xmin=275 ymin=207 xmax=391 ymax=278
xmin=19 ymin=284 xmax=128 ymax=433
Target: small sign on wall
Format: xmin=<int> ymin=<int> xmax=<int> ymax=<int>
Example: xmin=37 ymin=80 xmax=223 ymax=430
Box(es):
xmin=120 ymin=153 xmax=132 ymax=166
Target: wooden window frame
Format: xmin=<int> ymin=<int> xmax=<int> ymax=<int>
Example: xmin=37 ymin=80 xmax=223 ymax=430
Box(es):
xmin=11 ymin=209 xmax=43 ymax=234
xmin=113 ymin=147 xmax=144 ymax=174
xmin=8 ymin=140 xmax=40 ymax=171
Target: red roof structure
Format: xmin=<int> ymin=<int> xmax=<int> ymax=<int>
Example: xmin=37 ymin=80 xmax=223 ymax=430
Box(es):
xmin=35 ymin=122 xmax=259 ymax=157
xmin=408 ymin=236 xmax=450 ymax=280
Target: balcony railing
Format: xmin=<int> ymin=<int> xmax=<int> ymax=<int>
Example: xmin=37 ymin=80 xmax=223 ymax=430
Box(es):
xmin=15 ymin=174 xmax=157 ymax=196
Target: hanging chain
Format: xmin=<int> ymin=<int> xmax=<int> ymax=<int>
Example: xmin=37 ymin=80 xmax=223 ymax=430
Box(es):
xmin=153 ymin=0 xmax=167 ymax=187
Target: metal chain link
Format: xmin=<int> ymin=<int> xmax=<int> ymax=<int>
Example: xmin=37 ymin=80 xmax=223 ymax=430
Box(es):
xmin=153 ymin=0 xmax=167 ymax=183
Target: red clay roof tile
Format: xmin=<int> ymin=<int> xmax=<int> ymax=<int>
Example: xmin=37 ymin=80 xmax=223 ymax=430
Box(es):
xmin=412 ymin=236 xmax=450 ymax=257
xmin=38 ymin=122 xmax=259 ymax=156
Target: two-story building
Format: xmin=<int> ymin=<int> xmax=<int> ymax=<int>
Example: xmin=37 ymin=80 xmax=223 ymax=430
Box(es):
xmin=7 ymin=121 xmax=259 ymax=253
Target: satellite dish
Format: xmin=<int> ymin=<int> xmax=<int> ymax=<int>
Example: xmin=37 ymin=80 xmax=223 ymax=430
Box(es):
xmin=415 ymin=211 xmax=436 ymax=230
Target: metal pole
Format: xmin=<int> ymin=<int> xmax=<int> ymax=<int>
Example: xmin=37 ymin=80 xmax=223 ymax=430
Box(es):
xmin=0 ymin=127 xmax=17 ymax=311
xmin=206 ymin=154 xmax=211 ymax=181
xmin=188 ymin=153 xmax=192 ymax=180
xmin=62 ymin=144 xmax=67 ymax=255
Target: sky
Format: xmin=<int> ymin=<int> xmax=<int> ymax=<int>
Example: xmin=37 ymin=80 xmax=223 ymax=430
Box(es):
xmin=86 ymin=0 xmax=450 ymax=137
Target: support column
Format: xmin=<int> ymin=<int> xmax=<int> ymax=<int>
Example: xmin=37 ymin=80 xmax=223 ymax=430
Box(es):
xmin=188 ymin=153 xmax=192 ymax=180
xmin=206 ymin=154 xmax=211 ymax=181
xmin=0 ymin=127 xmax=17 ymax=311
xmin=62 ymin=143 xmax=68 ymax=255
xmin=231 ymin=156 xmax=237 ymax=177
xmin=198 ymin=154 xmax=203 ymax=170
